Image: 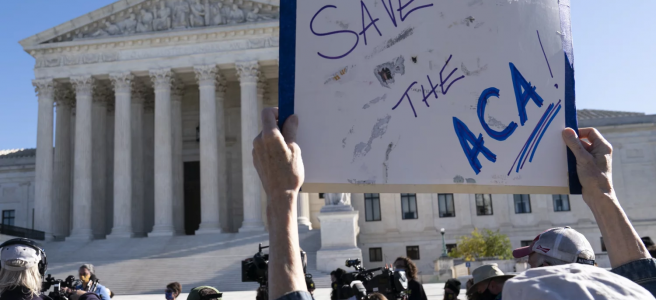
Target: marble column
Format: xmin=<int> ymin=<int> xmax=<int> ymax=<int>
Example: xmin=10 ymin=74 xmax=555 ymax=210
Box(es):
xmin=257 ymin=75 xmax=266 ymax=129
xmin=195 ymin=65 xmax=222 ymax=234
xmin=106 ymin=102 xmax=115 ymax=234
xmin=68 ymin=75 xmax=95 ymax=240
xmin=91 ymin=85 xmax=109 ymax=239
xmin=298 ymin=193 xmax=312 ymax=231
xmin=53 ymin=86 xmax=73 ymax=239
xmin=215 ymin=75 xmax=229 ymax=232
xmin=33 ymin=78 xmax=56 ymax=240
xmin=171 ymin=79 xmax=185 ymax=235
xmin=236 ymin=61 xmax=265 ymax=232
xmin=143 ymin=98 xmax=156 ymax=233
xmin=149 ymin=69 xmax=175 ymax=236
xmin=69 ymin=102 xmax=76 ymax=233
xmin=131 ymin=83 xmax=147 ymax=237
xmin=108 ymin=73 xmax=134 ymax=239
xmin=257 ymin=75 xmax=267 ymax=226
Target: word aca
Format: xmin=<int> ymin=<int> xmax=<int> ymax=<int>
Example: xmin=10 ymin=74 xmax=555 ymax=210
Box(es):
xmin=454 ymin=63 xmax=561 ymax=175
xmin=310 ymin=0 xmax=434 ymax=60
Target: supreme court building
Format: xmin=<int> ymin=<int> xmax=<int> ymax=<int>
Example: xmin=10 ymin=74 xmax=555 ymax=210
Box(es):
xmin=2 ymin=0 xmax=656 ymax=288
xmin=22 ymin=0 xmax=282 ymax=240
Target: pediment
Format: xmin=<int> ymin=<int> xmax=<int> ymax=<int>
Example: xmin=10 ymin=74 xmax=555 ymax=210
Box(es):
xmin=20 ymin=0 xmax=279 ymax=47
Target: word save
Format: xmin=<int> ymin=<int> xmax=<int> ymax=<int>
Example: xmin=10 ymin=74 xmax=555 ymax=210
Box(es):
xmin=310 ymin=0 xmax=434 ymax=60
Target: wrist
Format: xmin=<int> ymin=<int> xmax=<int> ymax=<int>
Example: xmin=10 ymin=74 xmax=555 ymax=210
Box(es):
xmin=268 ymin=189 xmax=299 ymax=200
xmin=583 ymin=187 xmax=619 ymax=212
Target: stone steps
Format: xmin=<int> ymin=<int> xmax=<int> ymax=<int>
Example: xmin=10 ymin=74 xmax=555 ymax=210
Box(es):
xmin=42 ymin=230 xmax=331 ymax=295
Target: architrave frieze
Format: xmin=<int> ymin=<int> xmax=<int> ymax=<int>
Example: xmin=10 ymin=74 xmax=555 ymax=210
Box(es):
xmin=30 ymin=24 xmax=278 ymax=70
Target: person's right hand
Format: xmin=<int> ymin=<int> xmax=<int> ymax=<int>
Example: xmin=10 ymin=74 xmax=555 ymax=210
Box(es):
xmin=562 ymin=127 xmax=615 ymax=202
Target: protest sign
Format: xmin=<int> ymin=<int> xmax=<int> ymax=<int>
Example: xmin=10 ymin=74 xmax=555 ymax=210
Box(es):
xmin=279 ymin=0 xmax=580 ymax=194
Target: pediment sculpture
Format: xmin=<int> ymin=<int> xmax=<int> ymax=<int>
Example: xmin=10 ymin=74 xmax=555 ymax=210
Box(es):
xmin=47 ymin=0 xmax=278 ymax=43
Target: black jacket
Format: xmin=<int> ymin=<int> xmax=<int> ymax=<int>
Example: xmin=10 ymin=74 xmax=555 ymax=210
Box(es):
xmin=407 ymin=279 xmax=428 ymax=300
xmin=0 ymin=287 xmax=50 ymax=300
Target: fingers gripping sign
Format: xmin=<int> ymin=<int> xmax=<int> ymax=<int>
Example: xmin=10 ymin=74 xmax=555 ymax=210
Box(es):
xmin=562 ymin=127 xmax=614 ymax=198
xmin=252 ymin=107 xmax=305 ymax=202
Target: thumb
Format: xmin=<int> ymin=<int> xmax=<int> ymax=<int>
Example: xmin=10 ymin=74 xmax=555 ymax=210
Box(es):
xmin=562 ymin=128 xmax=589 ymax=159
xmin=282 ymin=114 xmax=299 ymax=145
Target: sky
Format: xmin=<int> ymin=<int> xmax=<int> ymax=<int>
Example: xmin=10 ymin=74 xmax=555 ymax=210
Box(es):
xmin=1 ymin=1 xmax=655 ymax=150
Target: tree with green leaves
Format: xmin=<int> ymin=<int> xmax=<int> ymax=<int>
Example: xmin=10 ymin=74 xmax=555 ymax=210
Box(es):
xmin=448 ymin=228 xmax=513 ymax=261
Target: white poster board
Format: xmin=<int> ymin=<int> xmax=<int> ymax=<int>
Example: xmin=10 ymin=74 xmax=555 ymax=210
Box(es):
xmin=280 ymin=0 xmax=578 ymax=194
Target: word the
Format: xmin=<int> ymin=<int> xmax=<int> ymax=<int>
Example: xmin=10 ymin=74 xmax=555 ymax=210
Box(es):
xmin=392 ymin=55 xmax=466 ymax=117
xmin=310 ymin=0 xmax=434 ymax=60
xmin=454 ymin=63 xmax=548 ymax=174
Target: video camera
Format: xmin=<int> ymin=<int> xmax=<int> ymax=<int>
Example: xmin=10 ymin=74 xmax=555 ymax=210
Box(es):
xmin=42 ymin=274 xmax=79 ymax=299
xmin=241 ymin=243 xmax=313 ymax=291
xmin=338 ymin=258 xmax=408 ymax=300
xmin=42 ymin=274 xmax=100 ymax=300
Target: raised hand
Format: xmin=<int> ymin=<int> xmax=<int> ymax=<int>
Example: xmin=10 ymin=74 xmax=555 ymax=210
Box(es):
xmin=562 ymin=127 xmax=614 ymax=201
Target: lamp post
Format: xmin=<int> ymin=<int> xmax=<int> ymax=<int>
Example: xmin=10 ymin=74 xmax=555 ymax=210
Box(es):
xmin=440 ymin=228 xmax=448 ymax=257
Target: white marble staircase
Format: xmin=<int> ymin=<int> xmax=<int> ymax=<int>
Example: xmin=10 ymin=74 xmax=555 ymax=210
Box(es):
xmin=42 ymin=230 xmax=330 ymax=295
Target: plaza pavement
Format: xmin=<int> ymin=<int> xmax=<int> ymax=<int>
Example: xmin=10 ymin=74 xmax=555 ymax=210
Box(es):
xmin=114 ymin=283 xmax=453 ymax=300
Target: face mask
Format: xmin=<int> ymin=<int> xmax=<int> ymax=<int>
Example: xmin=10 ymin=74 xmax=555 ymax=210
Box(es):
xmin=165 ymin=291 xmax=174 ymax=300
xmin=444 ymin=291 xmax=456 ymax=300
xmin=80 ymin=274 xmax=91 ymax=284
xmin=479 ymin=289 xmax=497 ymax=300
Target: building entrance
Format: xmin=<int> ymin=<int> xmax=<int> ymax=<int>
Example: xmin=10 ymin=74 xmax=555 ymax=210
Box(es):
xmin=183 ymin=161 xmax=201 ymax=235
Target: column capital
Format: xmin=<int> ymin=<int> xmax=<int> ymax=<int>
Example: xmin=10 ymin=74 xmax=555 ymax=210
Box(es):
xmin=194 ymin=65 xmax=218 ymax=85
xmin=215 ymin=74 xmax=227 ymax=98
xmin=149 ymin=69 xmax=173 ymax=90
xmin=132 ymin=82 xmax=148 ymax=104
xmin=32 ymin=78 xmax=57 ymax=99
xmin=257 ymin=74 xmax=268 ymax=96
xmin=171 ymin=78 xmax=185 ymax=102
xmin=93 ymin=84 xmax=112 ymax=106
xmin=71 ymin=75 xmax=95 ymax=95
xmin=109 ymin=73 xmax=134 ymax=93
xmin=236 ymin=61 xmax=260 ymax=84
xmin=54 ymin=85 xmax=74 ymax=107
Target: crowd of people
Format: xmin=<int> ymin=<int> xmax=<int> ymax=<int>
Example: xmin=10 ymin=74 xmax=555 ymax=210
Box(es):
xmin=0 ymin=108 xmax=655 ymax=299
xmin=249 ymin=109 xmax=656 ymax=300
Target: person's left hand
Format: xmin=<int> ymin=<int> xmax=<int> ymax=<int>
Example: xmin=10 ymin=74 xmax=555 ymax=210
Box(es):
xmin=252 ymin=108 xmax=304 ymax=218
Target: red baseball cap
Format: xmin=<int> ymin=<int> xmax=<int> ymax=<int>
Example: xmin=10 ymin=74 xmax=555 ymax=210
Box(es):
xmin=512 ymin=227 xmax=595 ymax=265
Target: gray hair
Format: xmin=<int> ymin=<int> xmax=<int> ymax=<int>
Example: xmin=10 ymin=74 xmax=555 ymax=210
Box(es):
xmin=0 ymin=263 xmax=42 ymax=296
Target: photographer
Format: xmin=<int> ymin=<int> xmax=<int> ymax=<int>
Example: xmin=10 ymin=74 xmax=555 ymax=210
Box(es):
xmin=0 ymin=238 xmax=49 ymax=300
xmin=330 ymin=269 xmax=346 ymax=300
xmin=76 ymin=265 xmax=110 ymax=300
xmin=393 ymin=257 xmax=426 ymax=300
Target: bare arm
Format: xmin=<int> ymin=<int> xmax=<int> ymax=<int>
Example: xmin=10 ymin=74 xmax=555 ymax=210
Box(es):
xmin=253 ymin=108 xmax=307 ymax=300
xmin=563 ymin=128 xmax=651 ymax=268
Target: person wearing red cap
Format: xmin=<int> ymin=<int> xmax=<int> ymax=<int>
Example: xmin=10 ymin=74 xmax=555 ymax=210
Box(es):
xmin=512 ymin=226 xmax=596 ymax=268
